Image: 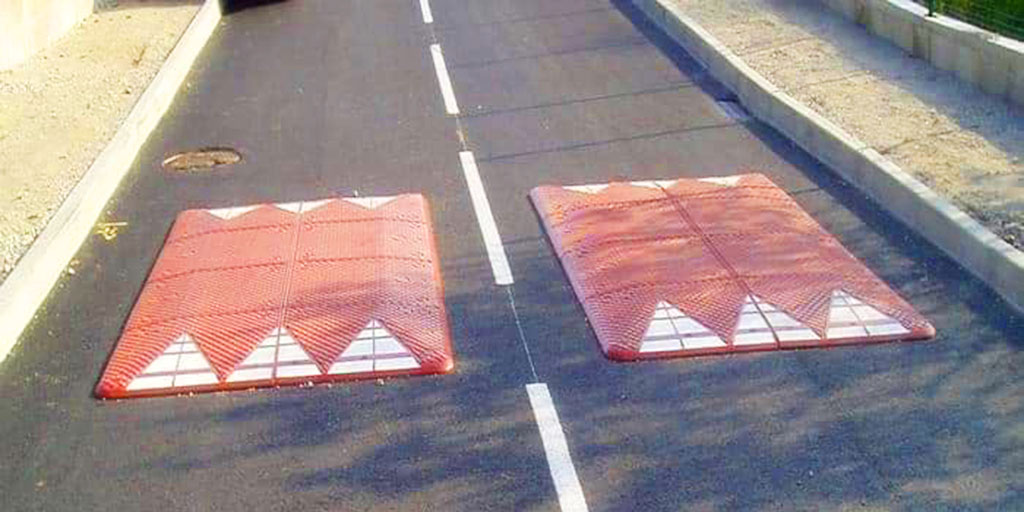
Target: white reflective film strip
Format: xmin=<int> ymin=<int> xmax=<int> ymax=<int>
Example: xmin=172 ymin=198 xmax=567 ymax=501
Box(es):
xmin=300 ymin=199 xmax=332 ymax=213
xmin=127 ymin=333 xmax=220 ymax=391
xmin=827 ymin=290 xmax=909 ymax=340
xmin=629 ymin=180 xmax=678 ymax=190
xmin=698 ymin=176 xmax=742 ymax=187
xmin=733 ymin=295 xmax=777 ymax=346
xmin=640 ymin=301 xmax=725 ymax=352
xmin=563 ymin=184 xmax=609 ymax=194
xmin=329 ymin=319 xmax=422 ymax=374
xmin=207 ymin=205 xmax=259 ymax=220
xmin=374 ymin=357 xmax=420 ymax=371
xmin=275 ymin=201 xmax=303 ymax=213
xmin=341 ymin=196 xmax=398 ymax=210
xmin=748 ymin=295 xmax=820 ymax=343
xmin=227 ymin=328 xmax=321 ymax=383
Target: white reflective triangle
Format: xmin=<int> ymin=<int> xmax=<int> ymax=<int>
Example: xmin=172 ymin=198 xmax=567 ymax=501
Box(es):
xmin=630 ymin=180 xmax=678 ymax=190
xmin=626 ymin=178 xmax=675 ymax=190
xmin=207 ymin=205 xmax=260 ymax=220
xmin=640 ymin=301 xmax=725 ymax=353
xmin=274 ymin=199 xmax=333 ymax=214
xmin=127 ymin=333 xmax=220 ymax=391
xmin=341 ymin=196 xmax=398 ymax=210
xmin=226 ymin=328 xmax=321 ymax=383
xmin=733 ymin=295 xmax=776 ymax=346
xmin=749 ymin=295 xmax=820 ymax=343
xmin=274 ymin=201 xmax=303 ymax=213
xmin=563 ymin=184 xmax=609 ymax=194
xmin=329 ymin=319 xmax=421 ymax=374
xmin=300 ymin=199 xmax=332 ymax=213
xmin=698 ymin=176 xmax=742 ymax=187
xmin=827 ymin=290 xmax=909 ymax=339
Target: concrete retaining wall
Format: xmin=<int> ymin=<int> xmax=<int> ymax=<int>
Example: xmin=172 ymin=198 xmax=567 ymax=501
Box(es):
xmin=820 ymin=0 xmax=1024 ymax=107
xmin=0 ymin=0 xmax=94 ymax=71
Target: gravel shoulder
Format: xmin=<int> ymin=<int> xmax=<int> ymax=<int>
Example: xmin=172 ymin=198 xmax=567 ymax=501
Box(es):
xmin=0 ymin=3 xmax=200 ymax=283
xmin=671 ymin=0 xmax=1024 ymax=250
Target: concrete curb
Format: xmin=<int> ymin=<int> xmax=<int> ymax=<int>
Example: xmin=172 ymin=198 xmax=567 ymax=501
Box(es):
xmin=0 ymin=0 xmax=222 ymax=364
xmin=632 ymin=0 xmax=1024 ymax=314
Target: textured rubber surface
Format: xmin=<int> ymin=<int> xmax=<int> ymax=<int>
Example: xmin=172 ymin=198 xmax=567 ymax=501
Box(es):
xmin=531 ymin=174 xmax=935 ymax=361
xmin=95 ymin=194 xmax=454 ymax=398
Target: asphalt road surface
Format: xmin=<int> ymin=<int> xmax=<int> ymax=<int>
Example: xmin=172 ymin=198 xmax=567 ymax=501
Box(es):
xmin=1 ymin=1 xmax=1021 ymax=510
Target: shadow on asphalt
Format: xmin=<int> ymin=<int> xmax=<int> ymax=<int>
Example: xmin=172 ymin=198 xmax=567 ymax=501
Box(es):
xmin=220 ymin=0 xmax=288 ymax=15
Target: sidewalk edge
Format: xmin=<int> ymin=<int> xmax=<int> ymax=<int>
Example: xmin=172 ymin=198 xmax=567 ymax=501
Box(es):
xmin=0 ymin=0 xmax=223 ymax=364
xmin=632 ymin=0 xmax=1024 ymax=315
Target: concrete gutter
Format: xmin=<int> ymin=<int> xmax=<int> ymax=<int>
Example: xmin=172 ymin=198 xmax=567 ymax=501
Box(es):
xmin=632 ymin=0 xmax=1024 ymax=314
xmin=0 ymin=0 xmax=223 ymax=364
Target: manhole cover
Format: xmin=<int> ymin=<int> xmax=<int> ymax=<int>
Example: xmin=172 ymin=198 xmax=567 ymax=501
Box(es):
xmin=162 ymin=147 xmax=241 ymax=172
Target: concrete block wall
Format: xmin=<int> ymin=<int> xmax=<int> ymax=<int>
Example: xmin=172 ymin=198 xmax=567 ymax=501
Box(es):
xmin=820 ymin=0 xmax=1024 ymax=107
xmin=0 ymin=0 xmax=94 ymax=70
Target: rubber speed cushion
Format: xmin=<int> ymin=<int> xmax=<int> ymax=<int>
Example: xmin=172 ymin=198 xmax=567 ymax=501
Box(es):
xmin=96 ymin=194 xmax=454 ymax=398
xmin=530 ymin=174 xmax=935 ymax=361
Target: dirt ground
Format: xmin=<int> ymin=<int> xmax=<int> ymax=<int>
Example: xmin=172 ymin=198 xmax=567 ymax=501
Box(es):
xmin=0 ymin=3 xmax=199 ymax=283
xmin=671 ymin=0 xmax=1024 ymax=250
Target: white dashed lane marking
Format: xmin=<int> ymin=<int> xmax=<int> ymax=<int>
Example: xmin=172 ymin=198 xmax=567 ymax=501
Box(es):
xmin=421 ymin=8 xmax=584 ymax=511
xmin=459 ymin=151 xmax=514 ymax=285
xmin=527 ymin=383 xmax=590 ymax=512
xmin=429 ymin=44 xmax=460 ymax=115
xmin=419 ymin=0 xmax=434 ymax=24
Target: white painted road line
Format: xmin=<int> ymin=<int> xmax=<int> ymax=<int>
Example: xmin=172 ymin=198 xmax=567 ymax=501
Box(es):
xmin=526 ymin=383 xmax=589 ymax=512
xmin=430 ymin=44 xmax=460 ymax=115
xmin=459 ymin=151 xmax=514 ymax=285
xmin=419 ymin=0 xmax=434 ymax=24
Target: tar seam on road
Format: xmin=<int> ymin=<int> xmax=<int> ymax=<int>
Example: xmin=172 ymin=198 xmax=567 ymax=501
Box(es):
xmin=419 ymin=0 xmax=434 ymax=24
xmin=506 ymin=286 xmax=540 ymax=382
xmin=459 ymin=151 xmax=514 ymax=285
xmin=429 ymin=44 xmax=460 ymax=115
xmin=526 ymin=383 xmax=590 ymax=512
